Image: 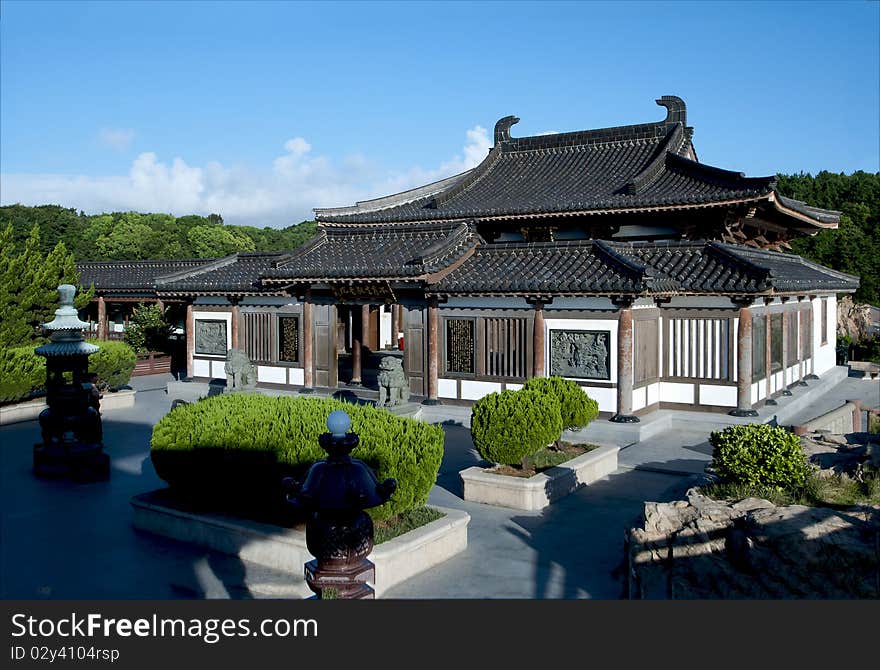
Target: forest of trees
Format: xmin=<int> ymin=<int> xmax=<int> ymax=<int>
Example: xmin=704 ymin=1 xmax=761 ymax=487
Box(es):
xmin=0 ymin=206 xmax=317 ymax=260
xmin=0 ymin=170 xmax=877 ymax=304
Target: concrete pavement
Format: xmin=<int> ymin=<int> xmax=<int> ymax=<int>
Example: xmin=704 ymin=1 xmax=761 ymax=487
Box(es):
xmin=1 ymin=370 xmax=876 ymax=599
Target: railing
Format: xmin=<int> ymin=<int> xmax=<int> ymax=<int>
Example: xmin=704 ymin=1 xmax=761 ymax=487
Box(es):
xmin=133 ymin=351 xmax=172 ymax=376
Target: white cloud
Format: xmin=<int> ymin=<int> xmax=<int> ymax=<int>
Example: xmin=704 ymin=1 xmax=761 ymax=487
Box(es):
xmin=0 ymin=125 xmax=492 ymax=227
xmin=98 ymin=128 xmax=136 ymax=151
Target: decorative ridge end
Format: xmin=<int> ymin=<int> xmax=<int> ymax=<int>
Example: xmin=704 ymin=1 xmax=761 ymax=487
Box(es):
xmin=494 ymin=115 xmax=520 ymax=146
xmin=656 ymin=95 xmax=687 ymax=127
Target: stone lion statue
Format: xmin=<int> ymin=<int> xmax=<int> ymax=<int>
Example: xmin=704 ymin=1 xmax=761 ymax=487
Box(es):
xmin=224 ymin=348 xmax=257 ymax=393
xmin=377 ymin=356 xmax=409 ymax=407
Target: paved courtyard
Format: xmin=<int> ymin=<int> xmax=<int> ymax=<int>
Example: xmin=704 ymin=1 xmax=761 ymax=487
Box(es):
xmin=1 ymin=371 xmax=876 ymax=599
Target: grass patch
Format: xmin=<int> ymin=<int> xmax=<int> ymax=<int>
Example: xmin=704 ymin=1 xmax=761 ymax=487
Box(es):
xmin=489 ymin=441 xmax=600 ymax=478
xmin=373 ymin=506 xmax=444 ymax=544
xmin=702 ymin=466 xmax=880 ymax=509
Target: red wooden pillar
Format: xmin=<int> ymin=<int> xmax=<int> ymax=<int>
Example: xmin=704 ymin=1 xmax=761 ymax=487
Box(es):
xmin=97 ymin=296 xmax=107 ymax=341
xmin=301 ymin=290 xmax=314 ymax=392
xmin=730 ymin=301 xmax=758 ymax=417
xmin=391 ymin=303 xmax=400 ymax=350
xmin=531 ymin=299 xmax=546 ymax=378
xmin=611 ymin=300 xmax=638 ymax=423
xmin=765 ymin=310 xmax=776 ymax=406
xmin=424 ymin=297 xmax=440 ymax=405
xmin=186 ymin=302 xmax=195 ymax=379
xmin=350 ymin=306 xmax=363 ymax=386
xmin=230 ymin=300 xmax=240 ymax=349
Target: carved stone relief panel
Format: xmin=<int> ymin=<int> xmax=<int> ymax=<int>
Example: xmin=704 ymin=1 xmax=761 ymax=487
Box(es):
xmin=195 ymin=319 xmax=228 ymax=355
xmin=549 ymin=329 xmax=611 ymax=380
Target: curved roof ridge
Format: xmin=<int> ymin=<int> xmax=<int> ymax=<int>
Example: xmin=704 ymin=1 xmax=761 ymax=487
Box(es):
xmin=314 ymin=169 xmax=473 ymax=218
xmin=622 ymin=124 xmax=686 ymax=195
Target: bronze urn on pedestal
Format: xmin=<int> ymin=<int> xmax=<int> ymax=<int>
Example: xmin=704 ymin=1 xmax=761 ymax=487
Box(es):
xmin=286 ymin=410 xmax=397 ymax=599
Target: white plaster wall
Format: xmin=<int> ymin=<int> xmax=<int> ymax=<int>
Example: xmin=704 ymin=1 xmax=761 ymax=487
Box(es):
xmin=378 ymin=310 xmax=390 ymax=349
xmin=193 ymin=359 xmax=210 ymax=378
xmin=751 ymin=382 xmax=759 ymax=405
xmin=646 ymin=382 xmax=660 ymax=407
xmin=194 ymin=310 xmax=232 ymax=357
xmin=772 ymin=371 xmax=784 ymax=393
xmin=545 ymin=297 xmax=615 ymax=310
xmin=787 ymin=364 xmax=799 ymax=385
xmin=581 ymin=385 xmax=616 ymax=414
xmin=241 ymin=297 xmax=296 ymax=306
xmin=544 ymin=318 xmax=619 ymax=384
xmin=438 ymin=379 xmax=458 ymax=399
xmin=506 ymin=383 xmax=524 ymax=391
xmin=632 ymin=386 xmax=647 ymax=411
xmin=258 ymin=366 xmax=286 ymax=384
xmin=288 ymin=368 xmax=304 ymax=386
xmin=699 ymin=384 xmax=737 ymax=407
xmin=443 ymin=297 xmax=530 ymax=309
xmin=814 ymin=295 xmax=837 ymax=375
xmin=665 ymin=296 xmax=739 ymax=309
xmin=460 ymin=380 xmax=502 ymax=400
xmin=210 ymin=360 xmax=226 ymax=379
xmin=659 ymin=382 xmax=694 ymax=405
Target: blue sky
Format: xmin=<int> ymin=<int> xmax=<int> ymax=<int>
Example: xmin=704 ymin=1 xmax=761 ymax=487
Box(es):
xmin=1 ymin=0 xmax=878 ymax=227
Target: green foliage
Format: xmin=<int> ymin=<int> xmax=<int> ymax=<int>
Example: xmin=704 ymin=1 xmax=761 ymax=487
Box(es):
xmin=0 ymin=224 xmax=93 ymax=348
xmin=87 ymin=340 xmax=136 ymax=390
xmin=524 ymin=376 xmax=599 ymax=429
xmin=470 ymin=388 xmax=563 ymax=467
xmin=123 ymin=303 xmax=174 ymax=354
xmin=0 ymin=346 xmax=45 ymax=404
xmin=0 ymin=205 xmax=318 ymax=261
xmin=373 ymin=506 xmax=444 ymax=544
xmin=150 ymin=394 xmax=444 ymax=522
xmin=709 ymin=424 xmax=812 ymax=492
xmin=777 ymin=171 xmax=880 ymax=305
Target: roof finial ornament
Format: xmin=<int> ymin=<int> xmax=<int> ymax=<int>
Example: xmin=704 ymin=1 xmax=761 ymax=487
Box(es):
xmin=494 ymin=115 xmax=520 ymax=146
xmin=656 ymin=95 xmax=687 ymax=127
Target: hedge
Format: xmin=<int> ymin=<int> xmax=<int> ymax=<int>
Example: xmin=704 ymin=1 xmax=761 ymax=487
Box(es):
xmin=470 ymin=388 xmax=563 ymax=467
xmin=0 ymin=340 xmax=136 ymax=404
xmin=0 ymin=346 xmax=46 ymax=404
xmin=523 ymin=376 xmax=599 ymax=430
xmin=150 ymin=394 xmax=445 ymax=522
xmin=709 ymin=423 xmax=812 ymax=492
xmin=86 ymin=340 xmax=136 ymax=390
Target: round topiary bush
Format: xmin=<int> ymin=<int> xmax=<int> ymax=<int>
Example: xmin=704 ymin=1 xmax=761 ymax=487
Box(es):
xmin=0 ymin=346 xmax=45 ymax=404
xmin=87 ymin=340 xmax=136 ymax=390
xmin=150 ymin=394 xmax=444 ymax=522
xmin=470 ymin=388 xmax=563 ymax=468
xmin=709 ymin=423 xmax=812 ymax=491
xmin=524 ymin=376 xmax=599 ymax=430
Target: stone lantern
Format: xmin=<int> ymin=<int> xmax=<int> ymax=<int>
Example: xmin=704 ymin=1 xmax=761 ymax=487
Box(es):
xmin=33 ymin=284 xmax=109 ymax=482
xmin=285 ymin=410 xmax=397 ymax=599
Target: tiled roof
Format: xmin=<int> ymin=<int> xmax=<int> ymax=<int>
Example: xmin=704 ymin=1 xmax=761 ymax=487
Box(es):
xmin=156 ymin=252 xmax=291 ymax=294
xmin=431 ymin=239 xmax=859 ymax=296
xmin=261 ymin=222 xmax=480 ymax=282
xmin=315 ymin=96 xmax=838 ymax=228
xmin=76 ymin=259 xmax=214 ymax=292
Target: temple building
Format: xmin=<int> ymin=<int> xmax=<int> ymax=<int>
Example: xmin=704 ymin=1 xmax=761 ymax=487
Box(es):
xmin=77 ymin=96 xmax=858 ymax=420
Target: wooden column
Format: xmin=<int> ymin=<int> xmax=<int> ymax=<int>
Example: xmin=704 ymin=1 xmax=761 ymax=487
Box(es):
xmin=156 ymin=298 xmax=164 ymax=312
xmin=97 ymin=296 xmax=107 ymax=341
xmin=611 ymin=301 xmax=638 ymax=423
xmin=186 ymin=302 xmax=194 ymax=379
xmin=301 ymin=290 xmax=314 ymax=392
xmin=730 ymin=301 xmax=758 ymax=417
xmin=765 ymin=311 xmax=776 ymax=406
xmin=781 ymin=309 xmax=792 ymax=396
xmin=423 ymin=297 xmax=440 ymax=405
xmin=391 ymin=303 xmax=400 ymax=350
xmin=532 ymin=300 xmax=545 ymax=378
xmin=230 ymin=300 xmax=240 ymax=349
xmin=805 ymin=296 xmax=819 ymax=379
xmin=362 ymin=304 xmax=372 ymax=352
xmin=350 ymin=306 xmax=363 ymax=386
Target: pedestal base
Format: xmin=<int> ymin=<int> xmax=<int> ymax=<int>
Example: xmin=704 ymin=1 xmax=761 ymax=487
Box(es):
xmin=610 ymin=414 xmax=640 ymax=423
xmin=305 ymin=558 xmax=375 ymax=599
xmin=804 ymin=374 xmax=819 ymax=380
xmin=298 ymin=387 xmax=314 ymax=394
xmin=33 ymin=441 xmax=109 ymax=483
xmin=765 ymin=398 xmax=778 ymax=406
xmin=782 ymin=389 xmax=793 ymax=396
xmin=421 ymin=398 xmax=442 ymax=406
xmin=728 ymin=408 xmax=759 ymax=417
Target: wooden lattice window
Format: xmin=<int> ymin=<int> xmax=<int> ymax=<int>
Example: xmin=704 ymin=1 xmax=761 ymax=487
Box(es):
xmin=634 ymin=319 xmax=658 ymax=383
xmin=821 ymin=298 xmax=828 ymax=345
xmin=666 ymin=317 xmax=731 ymax=380
xmin=445 ymin=318 xmax=475 ymax=374
xmin=786 ymin=312 xmax=799 ymax=366
xmin=485 ymin=317 xmax=528 ymax=379
xmin=800 ymin=308 xmax=812 ymax=360
xmin=770 ymin=313 xmax=783 ymax=374
xmin=752 ymin=315 xmax=766 ymax=382
xmin=278 ymin=316 xmax=300 ymax=363
xmin=242 ymin=312 xmax=274 ymax=363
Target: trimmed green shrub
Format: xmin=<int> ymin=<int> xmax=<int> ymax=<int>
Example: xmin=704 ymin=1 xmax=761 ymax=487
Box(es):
xmin=150 ymin=394 xmax=444 ymax=522
xmin=709 ymin=424 xmax=812 ymax=492
xmin=123 ymin=303 xmax=174 ymax=354
xmin=87 ymin=340 xmax=136 ymax=390
xmin=470 ymin=388 xmax=563 ymax=467
xmin=0 ymin=346 xmax=45 ymax=403
xmin=524 ymin=376 xmax=599 ymax=429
